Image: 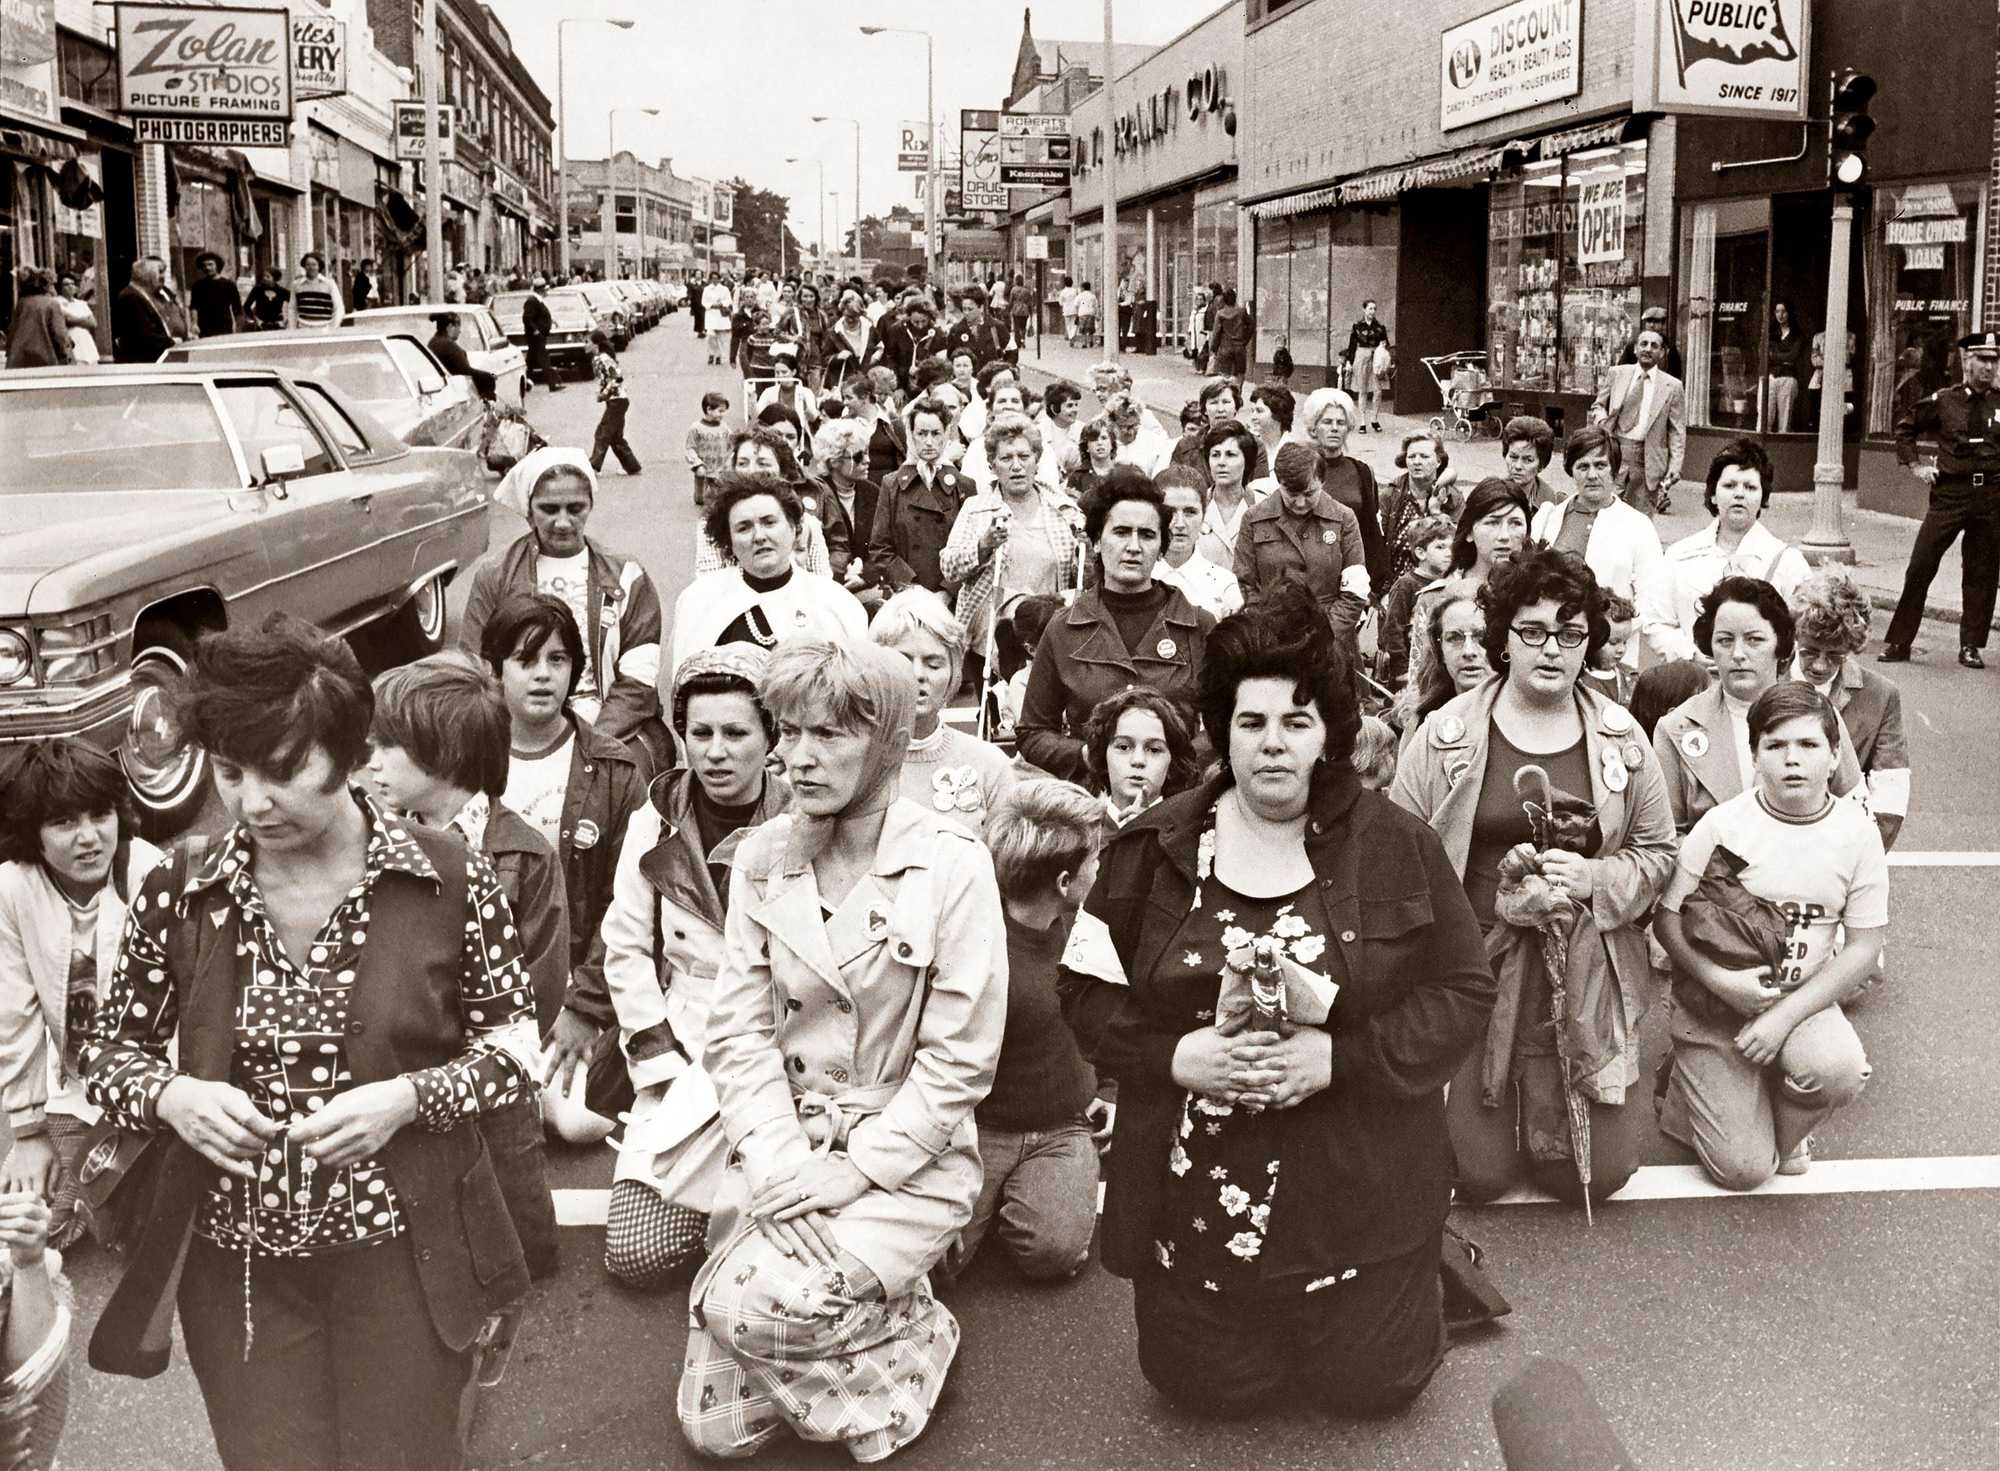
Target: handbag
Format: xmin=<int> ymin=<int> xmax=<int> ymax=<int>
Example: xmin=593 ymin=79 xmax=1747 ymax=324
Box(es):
xmin=1372 ymin=341 xmax=1394 ymax=378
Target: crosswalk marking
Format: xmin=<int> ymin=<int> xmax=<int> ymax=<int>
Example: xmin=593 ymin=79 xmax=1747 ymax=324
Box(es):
xmin=553 ymin=1153 xmax=2000 ymax=1228
xmin=1887 ymin=851 xmax=2000 ymax=866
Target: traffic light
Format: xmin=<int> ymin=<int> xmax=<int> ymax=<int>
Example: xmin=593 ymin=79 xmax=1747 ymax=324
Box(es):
xmin=1828 ymin=71 xmax=1877 ymax=190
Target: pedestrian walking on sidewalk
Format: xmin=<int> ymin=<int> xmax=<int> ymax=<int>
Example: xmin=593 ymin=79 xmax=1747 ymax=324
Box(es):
xmin=1882 ymin=329 xmax=2000 ymax=670
xmin=588 ymin=330 xmax=642 ymax=476
xmin=1345 ymin=301 xmax=1391 ymax=432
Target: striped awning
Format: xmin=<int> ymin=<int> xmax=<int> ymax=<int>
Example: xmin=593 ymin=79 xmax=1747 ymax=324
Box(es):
xmin=1411 ymin=142 xmax=1514 ymax=187
xmin=1340 ymin=167 xmax=1412 ymax=204
xmin=1247 ymin=183 xmax=1338 ymax=221
xmin=1536 ymin=115 xmax=1642 ymax=161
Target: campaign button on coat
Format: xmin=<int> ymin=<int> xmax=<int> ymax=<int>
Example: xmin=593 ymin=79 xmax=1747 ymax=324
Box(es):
xmin=1680 ymin=729 xmax=1709 ymax=759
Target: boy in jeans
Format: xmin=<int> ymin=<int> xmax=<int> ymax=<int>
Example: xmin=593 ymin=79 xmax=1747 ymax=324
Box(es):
xmin=684 ymin=390 xmax=732 ymax=509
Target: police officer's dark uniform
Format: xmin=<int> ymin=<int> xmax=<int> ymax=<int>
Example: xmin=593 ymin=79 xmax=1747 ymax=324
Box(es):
xmin=1884 ymin=330 xmax=2000 ymax=669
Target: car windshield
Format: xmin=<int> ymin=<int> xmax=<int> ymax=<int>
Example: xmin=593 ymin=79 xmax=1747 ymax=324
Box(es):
xmin=351 ymin=311 xmax=453 ymax=341
xmin=561 ymin=286 xmax=619 ymax=312
xmin=173 ymin=340 xmax=409 ymax=405
xmin=494 ymin=292 xmax=590 ymax=331
xmin=0 ymin=382 xmax=240 ymax=493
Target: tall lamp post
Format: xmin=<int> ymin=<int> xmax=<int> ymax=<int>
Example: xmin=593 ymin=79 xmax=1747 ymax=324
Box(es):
xmin=785 ymin=154 xmax=825 ymax=273
xmin=859 ymin=25 xmax=934 ymax=284
xmin=811 ymin=114 xmax=861 ymax=270
xmin=557 ymin=16 xmax=636 ymax=280
xmin=606 ymin=106 xmax=659 ymax=284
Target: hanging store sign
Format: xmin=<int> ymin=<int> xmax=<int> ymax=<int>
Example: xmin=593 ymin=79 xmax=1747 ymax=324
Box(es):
xmin=292 ymin=14 xmax=345 ymax=101
xmin=393 ymin=100 xmax=455 ymax=160
xmin=1632 ymin=0 xmax=1810 ymax=119
xmin=897 ymin=122 xmax=929 ymax=173
xmin=1000 ymin=111 xmax=1070 ymax=186
xmin=116 ymin=4 xmax=293 ymax=123
xmin=0 ymin=0 xmax=59 ymax=125
xmin=1575 ymin=175 xmax=1626 ymax=264
xmin=133 ymin=114 xmax=286 ymax=145
xmin=1440 ymin=0 xmax=1581 ymax=131
xmin=958 ymin=109 xmax=1006 ymax=210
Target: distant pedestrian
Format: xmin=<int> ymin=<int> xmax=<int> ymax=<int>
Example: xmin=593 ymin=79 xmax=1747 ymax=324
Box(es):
xmin=55 ymin=270 xmax=98 ymax=363
xmin=5 ymin=268 xmax=72 ymax=368
xmin=243 ymin=267 xmax=287 ymax=330
xmin=685 ymin=390 xmax=733 ymax=508
xmin=1209 ymin=288 xmax=1252 ymax=381
xmin=520 ymin=279 xmax=562 ymax=392
xmin=351 ymin=257 xmax=376 ymax=312
xmin=1345 ymin=300 xmax=1390 ymax=432
xmin=588 ymin=329 xmax=642 ymax=476
xmin=187 ymin=251 xmax=240 ymax=337
xmin=286 ymin=251 xmax=341 ymax=328
xmin=702 ymin=275 xmax=732 ymax=364
xmin=1071 ymin=280 xmax=1098 ymax=348
xmin=112 ymin=256 xmax=177 ymax=363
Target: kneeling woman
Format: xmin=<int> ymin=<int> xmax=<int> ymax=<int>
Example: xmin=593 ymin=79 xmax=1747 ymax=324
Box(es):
xmin=1391 ymin=550 xmax=1676 ymax=1208
xmin=677 ymin=639 xmax=1006 ymax=1462
xmin=1060 ymin=586 xmax=1493 ymax=1419
xmin=1654 ymin=682 xmax=1884 ymax=1188
xmin=597 ymin=647 xmax=790 ymax=1288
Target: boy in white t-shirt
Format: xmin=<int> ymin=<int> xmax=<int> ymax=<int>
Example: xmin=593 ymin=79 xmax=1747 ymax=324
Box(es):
xmin=1655 ymin=681 xmax=1887 ymax=1189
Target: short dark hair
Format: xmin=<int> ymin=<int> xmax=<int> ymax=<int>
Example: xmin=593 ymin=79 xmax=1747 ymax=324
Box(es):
xmin=704 ymin=472 xmax=805 ymax=554
xmin=1153 ymin=464 xmax=1208 ymax=508
xmin=1694 ymin=574 xmax=1796 ymax=667
xmin=1082 ymin=685 xmax=1201 ymax=800
xmin=975 ymin=359 xmax=1017 ymax=398
xmin=730 ymin=425 xmax=802 ymax=481
xmin=1246 ymin=382 xmax=1295 ymax=432
xmin=1200 ymin=418 xmax=1260 ymax=473
xmin=754 ymin=400 xmax=806 ymax=444
xmin=996 ymin=594 xmax=1061 ymax=681
xmin=1272 ymin=440 xmax=1317 ymax=496
xmin=1629 ymin=659 xmax=1710 ymax=741
xmin=1082 ymin=466 xmax=1167 ymax=542
xmin=1478 ymin=548 xmax=1611 ymax=672
xmin=1748 ymin=680 xmax=1841 ymax=751
xmin=1045 ymin=381 xmax=1083 ymax=415
xmin=700 ymin=390 xmax=730 ymax=412
xmin=1561 ymin=423 xmax=1623 ymax=477
xmin=1198 ymin=581 xmax=1361 ymax=772
xmin=478 ymin=594 xmax=586 ymax=700
xmin=1451 ymin=478 xmax=1533 ymax=572
xmin=1401 ymin=513 xmax=1454 ymax=553
xmin=370 ymin=654 xmax=511 ymax=799
xmin=1703 ymin=437 xmax=1776 ymax=515
xmin=1500 ymin=415 xmax=1556 ymax=469
xmin=1198 ymin=380 xmax=1239 ymax=412
xmin=673 ymin=668 xmax=774 ymax=743
xmin=1394 ymin=431 xmax=1450 ymax=473
xmin=907 ymin=396 xmax=950 ymax=432
xmin=0 ymin=738 xmax=132 ymax=868
xmin=177 ymin=614 xmax=372 ymax=786
xmin=911 ymin=356 xmax=953 ymax=392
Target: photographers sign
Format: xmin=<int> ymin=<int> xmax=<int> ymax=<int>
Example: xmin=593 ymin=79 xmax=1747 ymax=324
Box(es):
xmin=116 ymin=4 xmax=293 ymax=123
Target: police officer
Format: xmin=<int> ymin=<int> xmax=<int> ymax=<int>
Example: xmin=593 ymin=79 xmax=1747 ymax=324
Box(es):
xmin=1883 ymin=330 xmax=2000 ymax=670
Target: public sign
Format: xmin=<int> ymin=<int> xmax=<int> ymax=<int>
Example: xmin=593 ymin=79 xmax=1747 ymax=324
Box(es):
xmin=1024 ymin=235 xmax=1049 ymax=261
xmin=393 ymin=100 xmax=456 ymax=161
xmin=133 ymin=115 xmax=286 ymax=146
xmin=959 ymin=109 xmax=1007 ymax=211
xmin=1632 ymin=0 xmax=1810 ymax=119
xmin=897 ymin=122 xmax=929 ymax=173
xmin=1000 ymin=111 xmax=1071 ymax=186
xmin=0 ymin=0 xmax=60 ymax=126
xmin=1575 ymin=176 xmax=1627 ymax=265
xmin=1439 ymin=0 xmax=1581 ymax=131
xmin=292 ymin=13 xmax=345 ymax=101
xmin=115 ymin=4 xmax=293 ymax=123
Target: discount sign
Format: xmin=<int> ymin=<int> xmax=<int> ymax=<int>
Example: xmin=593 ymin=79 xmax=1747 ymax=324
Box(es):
xmin=1575 ymin=176 xmax=1626 ymax=266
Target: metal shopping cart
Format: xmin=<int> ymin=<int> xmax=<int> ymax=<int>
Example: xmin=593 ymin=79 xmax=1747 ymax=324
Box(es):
xmin=1422 ymin=351 xmax=1499 ymax=442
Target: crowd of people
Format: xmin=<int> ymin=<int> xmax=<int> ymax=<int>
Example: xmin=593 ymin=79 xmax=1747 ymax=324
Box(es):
xmin=0 ymin=267 xmax=1943 ymax=1468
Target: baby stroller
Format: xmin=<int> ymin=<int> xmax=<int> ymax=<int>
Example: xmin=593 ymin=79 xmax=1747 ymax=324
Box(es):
xmin=1423 ymin=350 xmax=1499 ymax=441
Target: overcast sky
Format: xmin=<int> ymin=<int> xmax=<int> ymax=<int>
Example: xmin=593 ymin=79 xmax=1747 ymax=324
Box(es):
xmin=480 ymin=0 xmax=1223 ymax=250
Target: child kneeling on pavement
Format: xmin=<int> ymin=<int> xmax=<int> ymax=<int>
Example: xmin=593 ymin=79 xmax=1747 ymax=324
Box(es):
xmin=1653 ymin=681 xmax=1885 ymax=1189
xmin=941 ymin=780 xmax=1111 ymax=1282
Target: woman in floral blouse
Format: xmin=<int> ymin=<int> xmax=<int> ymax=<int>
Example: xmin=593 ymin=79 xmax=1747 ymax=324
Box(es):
xmin=82 ymin=616 xmax=539 ymax=1468
xmin=1059 ymin=583 xmax=1492 ymax=1419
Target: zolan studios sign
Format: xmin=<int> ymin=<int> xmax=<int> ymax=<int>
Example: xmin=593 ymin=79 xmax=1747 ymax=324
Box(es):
xmin=1441 ymin=0 xmax=1580 ymax=130
xmin=1633 ymin=0 xmax=1809 ymax=118
xmin=116 ymin=4 xmax=292 ymax=122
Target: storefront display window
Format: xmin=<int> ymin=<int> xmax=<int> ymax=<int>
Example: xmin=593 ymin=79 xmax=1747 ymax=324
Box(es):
xmin=1864 ymin=178 xmax=1986 ymax=435
xmin=1290 ymin=217 xmax=1329 ymax=369
xmin=1252 ymin=208 xmax=1395 ymax=378
xmin=1253 ymin=216 xmax=1292 ymax=367
xmin=1488 ymin=159 xmax=1565 ymax=393
xmin=1195 ymin=186 xmax=1237 ymax=305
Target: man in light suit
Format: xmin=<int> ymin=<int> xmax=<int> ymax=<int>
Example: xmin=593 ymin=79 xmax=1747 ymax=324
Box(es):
xmin=1590 ymin=328 xmax=1685 ymax=514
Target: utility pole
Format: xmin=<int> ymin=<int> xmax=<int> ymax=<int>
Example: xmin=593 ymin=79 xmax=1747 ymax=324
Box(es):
xmin=1102 ymin=0 xmax=1116 ymax=336
xmin=421 ymin=0 xmax=443 ymax=301
xmin=1804 ymin=70 xmax=1877 ymax=565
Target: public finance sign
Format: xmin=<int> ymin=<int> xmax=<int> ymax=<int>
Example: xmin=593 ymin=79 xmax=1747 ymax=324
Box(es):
xmin=1440 ymin=0 xmax=1580 ymax=131
xmin=1633 ymin=0 xmax=1809 ymax=119
xmin=116 ymin=5 xmax=293 ymax=123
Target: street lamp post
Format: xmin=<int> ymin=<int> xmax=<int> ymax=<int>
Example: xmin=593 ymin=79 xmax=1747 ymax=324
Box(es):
xmin=557 ymin=16 xmax=636 ymax=280
xmin=860 ymin=25 xmax=934 ymax=283
xmin=785 ymin=154 xmax=825 ymax=274
xmin=812 ymin=115 xmax=861 ymax=270
xmin=607 ymin=106 xmax=659 ymax=284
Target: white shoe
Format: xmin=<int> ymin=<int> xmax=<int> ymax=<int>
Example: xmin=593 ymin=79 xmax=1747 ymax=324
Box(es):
xmin=1777 ymin=1137 xmax=1813 ymax=1176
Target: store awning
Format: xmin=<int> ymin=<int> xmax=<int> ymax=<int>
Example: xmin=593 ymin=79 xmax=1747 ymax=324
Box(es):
xmin=0 ymin=123 xmax=80 ymax=166
xmin=1535 ymin=115 xmax=1645 ymax=161
xmin=490 ymin=193 xmax=529 ymax=221
xmin=1248 ymin=183 xmax=1339 ymax=221
xmin=1410 ymin=141 xmax=1517 ymax=188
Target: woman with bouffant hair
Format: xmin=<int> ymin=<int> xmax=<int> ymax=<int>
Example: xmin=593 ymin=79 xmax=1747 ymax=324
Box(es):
xmin=1060 ymin=582 xmax=1492 ymax=1419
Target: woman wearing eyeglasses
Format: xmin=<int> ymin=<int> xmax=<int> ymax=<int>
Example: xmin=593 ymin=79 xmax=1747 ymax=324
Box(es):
xmin=1391 ymin=549 xmax=1676 ymax=1210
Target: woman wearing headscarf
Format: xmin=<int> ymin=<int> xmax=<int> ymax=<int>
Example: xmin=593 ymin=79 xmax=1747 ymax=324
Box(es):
xmin=667 ymin=473 xmax=868 ymax=681
xmin=463 ymin=447 xmax=669 ymax=767
xmin=597 ymin=646 xmax=790 ymax=1289
xmin=1298 ymin=388 xmax=1387 ymax=596
xmin=677 ymin=639 xmax=1006 ymax=1462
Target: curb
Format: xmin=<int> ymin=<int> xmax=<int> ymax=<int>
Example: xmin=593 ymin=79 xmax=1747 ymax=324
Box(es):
xmin=1016 ymin=358 xmax=1995 ymax=637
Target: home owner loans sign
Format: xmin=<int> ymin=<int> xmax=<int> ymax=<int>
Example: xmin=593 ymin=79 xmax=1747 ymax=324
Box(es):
xmin=1440 ymin=0 xmax=1581 ymax=130
xmin=116 ymin=4 xmax=293 ymax=126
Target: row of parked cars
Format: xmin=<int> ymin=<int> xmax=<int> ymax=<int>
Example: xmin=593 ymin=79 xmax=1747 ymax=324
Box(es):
xmin=0 ymin=275 xmax=679 ymax=832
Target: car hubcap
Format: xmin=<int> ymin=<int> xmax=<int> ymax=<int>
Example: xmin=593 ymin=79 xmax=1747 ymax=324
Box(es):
xmin=413 ymin=575 xmax=446 ymax=641
xmin=122 ymin=647 xmax=201 ymax=806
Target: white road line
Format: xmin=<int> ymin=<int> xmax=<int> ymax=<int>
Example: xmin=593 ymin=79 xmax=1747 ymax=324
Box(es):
xmin=1888 ymin=852 xmax=2000 ymax=866
xmin=556 ymin=1154 xmax=2000 ymax=1227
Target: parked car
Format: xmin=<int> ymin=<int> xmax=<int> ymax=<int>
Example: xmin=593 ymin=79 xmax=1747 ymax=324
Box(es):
xmin=341 ymin=303 xmax=527 ymax=411
xmin=612 ymin=280 xmax=656 ymax=331
xmin=491 ymin=289 xmax=598 ymax=382
xmin=552 ymin=283 xmax=629 ymax=350
xmin=163 ymin=329 xmax=485 ymax=452
xmin=0 ymin=364 xmax=489 ymax=833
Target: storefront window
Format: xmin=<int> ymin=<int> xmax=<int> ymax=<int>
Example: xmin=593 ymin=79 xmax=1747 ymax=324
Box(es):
xmin=1289 ymin=217 xmax=1330 ymax=370
xmin=1865 ymin=179 xmax=1987 ymax=435
xmin=1195 ymin=188 xmax=1237 ymax=304
xmin=1679 ymin=199 xmax=1768 ymax=430
xmin=1253 ymin=216 xmax=1291 ymax=367
xmin=1487 ymin=158 xmax=1564 ymax=392
xmin=1558 ymin=143 xmax=1645 ymax=396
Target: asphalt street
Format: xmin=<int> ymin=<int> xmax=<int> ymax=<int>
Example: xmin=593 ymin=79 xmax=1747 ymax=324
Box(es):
xmin=56 ymin=318 xmax=2000 ymax=1470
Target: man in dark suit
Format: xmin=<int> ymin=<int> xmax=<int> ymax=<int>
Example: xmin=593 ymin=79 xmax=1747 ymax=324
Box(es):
xmin=112 ymin=256 xmax=177 ymax=363
xmin=941 ymin=290 xmax=1003 ymax=372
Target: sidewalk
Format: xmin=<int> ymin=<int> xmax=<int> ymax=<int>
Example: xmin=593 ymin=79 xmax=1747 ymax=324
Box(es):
xmin=1016 ymin=335 xmax=1992 ymax=636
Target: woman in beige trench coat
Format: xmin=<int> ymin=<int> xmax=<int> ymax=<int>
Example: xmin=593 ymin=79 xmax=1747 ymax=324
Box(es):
xmin=677 ymin=638 xmax=1007 ymax=1464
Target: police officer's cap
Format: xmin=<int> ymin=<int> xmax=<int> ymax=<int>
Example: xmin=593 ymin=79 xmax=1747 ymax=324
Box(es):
xmin=1956 ymin=330 xmax=2000 ymax=356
